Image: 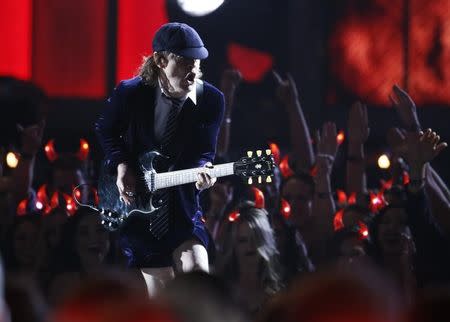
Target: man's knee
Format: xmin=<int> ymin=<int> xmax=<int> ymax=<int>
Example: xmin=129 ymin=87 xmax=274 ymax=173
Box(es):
xmin=173 ymin=239 xmax=209 ymax=273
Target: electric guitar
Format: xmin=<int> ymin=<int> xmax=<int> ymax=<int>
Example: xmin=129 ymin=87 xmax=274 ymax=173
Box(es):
xmin=97 ymin=149 xmax=276 ymax=231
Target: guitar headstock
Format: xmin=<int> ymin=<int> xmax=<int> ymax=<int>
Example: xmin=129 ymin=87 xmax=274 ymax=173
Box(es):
xmin=234 ymin=149 xmax=276 ymax=184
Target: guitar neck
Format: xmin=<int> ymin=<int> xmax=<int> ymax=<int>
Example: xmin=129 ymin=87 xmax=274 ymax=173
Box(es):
xmin=153 ymin=162 xmax=235 ymax=190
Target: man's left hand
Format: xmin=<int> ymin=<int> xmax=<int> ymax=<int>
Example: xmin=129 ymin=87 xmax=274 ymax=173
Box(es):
xmin=195 ymin=162 xmax=217 ymax=191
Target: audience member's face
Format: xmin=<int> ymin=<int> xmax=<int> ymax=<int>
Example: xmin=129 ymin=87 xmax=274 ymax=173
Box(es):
xmin=160 ymin=53 xmax=200 ymax=97
xmin=281 ymin=178 xmax=313 ymax=229
xmin=44 ymin=210 xmax=68 ymax=249
xmin=13 ymin=220 xmax=40 ymax=268
xmin=377 ymin=208 xmax=413 ymax=256
xmin=75 ymin=215 xmax=110 ymax=269
xmin=235 ymin=221 xmax=260 ymax=272
xmin=336 ymin=236 xmax=369 ymax=269
xmin=339 ymin=236 xmax=366 ymax=259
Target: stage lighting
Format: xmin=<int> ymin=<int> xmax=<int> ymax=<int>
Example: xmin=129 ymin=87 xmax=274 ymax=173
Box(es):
xmin=177 ymin=0 xmax=224 ymax=17
xmin=6 ymin=152 xmax=19 ymax=168
xmin=377 ymin=154 xmax=390 ymax=169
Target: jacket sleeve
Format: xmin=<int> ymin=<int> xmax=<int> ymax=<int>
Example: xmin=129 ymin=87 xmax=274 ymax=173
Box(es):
xmin=193 ymin=90 xmax=225 ymax=168
xmin=94 ymin=81 xmax=130 ymax=171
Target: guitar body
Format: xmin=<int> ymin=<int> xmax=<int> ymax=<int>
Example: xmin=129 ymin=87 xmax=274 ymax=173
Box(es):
xmin=97 ymin=148 xmax=276 ymax=233
xmin=97 ymin=150 xmax=168 ymax=232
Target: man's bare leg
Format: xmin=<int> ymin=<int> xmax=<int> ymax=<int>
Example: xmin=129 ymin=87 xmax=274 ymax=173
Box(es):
xmin=172 ymin=239 xmax=209 ymax=273
xmin=140 ymin=266 xmax=175 ymax=297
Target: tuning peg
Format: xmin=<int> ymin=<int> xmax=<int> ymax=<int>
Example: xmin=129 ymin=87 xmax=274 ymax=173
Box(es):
xmin=258 ymin=176 xmax=262 ymax=184
xmin=265 ymin=149 xmax=272 ymax=155
xmin=247 ymin=151 xmax=253 ymax=157
xmin=247 ymin=177 xmax=253 ymax=185
xmin=266 ymin=176 xmax=272 ymax=183
xmin=256 ymin=150 xmax=262 ymax=156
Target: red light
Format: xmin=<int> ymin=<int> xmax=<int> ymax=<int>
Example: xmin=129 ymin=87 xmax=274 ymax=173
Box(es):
xmin=336 ymin=131 xmax=345 ymax=145
xmin=50 ymin=192 xmax=59 ymax=209
xmin=228 ymin=210 xmax=240 ymax=222
xmin=337 ymin=189 xmax=347 ymax=204
xmin=371 ymin=196 xmax=381 ymax=205
xmin=252 ymin=187 xmax=265 ymax=209
xmin=117 ymin=0 xmax=168 ymax=82
xmin=37 ymin=184 xmax=49 ymax=203
xmin=227 ymin=43 xmax=273 ymax=82
xmin=380 ymin=179 xmax=393 ymax=192
xmin=77 ymin=139 xmax=90 ymax=161
xmin=369 ymin=191 xmax=386 ymax=213
xmin=279 ymin=155 xmax=294 ymax=178
xmin=268 ymin=142 xmax=281 ymax=165
xmin=16 ymin=199 xmax=28 ymax=216
xmin=310 ymin=165 xmax=318 ymax=177
xmin=44 ymin=139 xmax=58 ymax=162
xmin=0 ymin=0 xmax=32 ymax=79
xmin=280 ymin=198 xmax=291 ymax=219
xmin=403 ymin=171 xmax=410 ymax=185
xmin=348 ymin=192 xmax=357 ymax=205
xmin=333 ymin=209 xmax=345 ymax=231
xmin=358 ymin=221 xmax=369 ymax=239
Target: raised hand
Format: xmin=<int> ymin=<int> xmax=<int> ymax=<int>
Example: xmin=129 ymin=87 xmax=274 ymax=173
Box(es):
xmin=347 ymin=101 xmax=369 ymax=144
xmin=315 ymin=122 xmax=339 ymax=175
xmin=404 ymin=129 xmax=447 ymax=167
xmin=389 ymin=84 xmax=421 ymax=131
xmin=272 ymin=70 xmax=299 ymax=106
xmin=220 ymin=68 xmax=242 ymax=95
xmin=17 ymin=119 xmax=46 ymax=156
xmin=316 ymin=122 xmax=339 ymax=159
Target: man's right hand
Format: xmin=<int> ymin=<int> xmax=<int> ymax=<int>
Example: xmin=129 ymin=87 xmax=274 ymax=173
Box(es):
xmin=116 ymin=163 xmax=136 ymax=205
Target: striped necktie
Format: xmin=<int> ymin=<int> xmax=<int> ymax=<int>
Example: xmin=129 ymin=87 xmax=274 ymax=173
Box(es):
xmin=160 ymin=95 xmax=183 ymax=156
xmin=149 ymin=95 xmax=183 ymax=239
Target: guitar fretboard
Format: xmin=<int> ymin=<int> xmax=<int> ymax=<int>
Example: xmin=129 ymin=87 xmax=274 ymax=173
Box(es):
xmin=153 ymin=162 xmax=235 ymax=190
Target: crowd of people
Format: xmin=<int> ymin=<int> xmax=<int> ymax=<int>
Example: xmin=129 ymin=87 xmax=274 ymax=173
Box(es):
xmin=1 ymin=53 xmax=450 ymax=322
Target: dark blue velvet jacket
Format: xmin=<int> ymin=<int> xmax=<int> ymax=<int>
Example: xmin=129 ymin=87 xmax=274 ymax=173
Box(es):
xmin=94 ymin=76 xmax=224 ymax=265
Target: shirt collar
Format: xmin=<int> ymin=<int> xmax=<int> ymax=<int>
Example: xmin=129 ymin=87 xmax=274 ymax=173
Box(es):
xmin=158 ymin=79 xmax=197 ymax=106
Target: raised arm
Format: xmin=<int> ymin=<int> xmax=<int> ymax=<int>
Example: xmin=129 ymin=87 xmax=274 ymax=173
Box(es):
xmin=11 ymin=120 xmax=45 ymax=202
xmin=272 ymin=71 xmax=315 ymax=172
xmin=312 ymin=122 xmax=339 ymax=238
xmin=346 ymin=101 xmax=369 ymax=205
xmin=390 ymin=85 xmax=450 ymax=231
